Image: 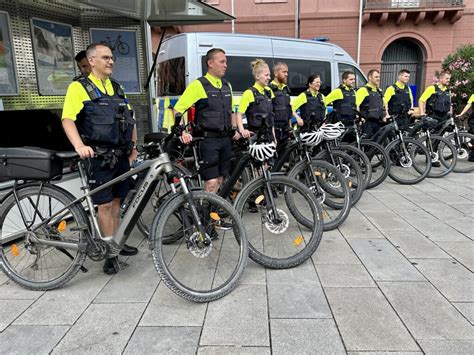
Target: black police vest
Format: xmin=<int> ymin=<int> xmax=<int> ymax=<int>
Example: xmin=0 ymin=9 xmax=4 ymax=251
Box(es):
xmin=333 ymin=85 xmax=356 ymax=121
xmin=269 ymin=83 xmax=291 ymax=127
xmin=300 ymin=90 xmax=325 ymax=123
xmin=388 ymin=84 xmax=411 ymax=115
xmin=194 ymin=77 xmax=232 ymax=132
xmin=76 ymin=77 xmax=134 ymax=148
xmin=246 ymin=87 xmax=274 ymax=129
xmin=426 ymin=85 xmax=451 ymax=116
xmin=360 ymin=85 xmax=384 ymax=121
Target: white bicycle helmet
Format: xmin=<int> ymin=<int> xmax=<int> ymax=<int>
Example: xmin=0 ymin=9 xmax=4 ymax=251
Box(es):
xmin=249 ymin=142 xmax=277 ymax=161
xmin=319 ymin=122 xmax=345 ymax=140
xmin=300 ymin=130 xmax=324 ymax=146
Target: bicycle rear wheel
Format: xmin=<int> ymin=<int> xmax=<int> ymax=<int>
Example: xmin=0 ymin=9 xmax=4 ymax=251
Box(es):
xmin=288 ymin=159 xmax=351 ymax=231
xmin=386 ymin=138 xmax=431 ymax=184
xmin=0 ymin=184 xmax=88 ymax=290
xmin=150 ymin=191 xmax=247 ymax=302
xmin=233 ymin=175 xmax=323 ymax=269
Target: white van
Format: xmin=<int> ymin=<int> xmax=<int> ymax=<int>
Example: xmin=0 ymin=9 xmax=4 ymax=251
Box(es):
xmin=155 ymin=32 xmax=367 ymax=130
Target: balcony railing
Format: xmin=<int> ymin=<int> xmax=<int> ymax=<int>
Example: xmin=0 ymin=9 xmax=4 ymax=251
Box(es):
xmin=364 ymin=0 xmax=464 ymax=10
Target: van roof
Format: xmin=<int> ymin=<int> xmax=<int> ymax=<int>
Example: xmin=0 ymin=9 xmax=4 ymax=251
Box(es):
xmin=163 ymin=32 xmax=343 ymax=50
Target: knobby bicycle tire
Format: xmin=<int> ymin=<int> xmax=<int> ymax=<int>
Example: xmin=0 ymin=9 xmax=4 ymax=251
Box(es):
xmin=233 ymin=175 xmax=323 ymax=269
xmin=150 ymin=191 xmax=248 ymax=303
xmin=0 ymin=184 xmax=88 ymax=290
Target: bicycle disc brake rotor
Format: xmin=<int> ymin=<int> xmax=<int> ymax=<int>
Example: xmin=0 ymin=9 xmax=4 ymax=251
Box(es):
xmin=337 ymin=164 xmax=351 ymax=178
xmin=310 ymin=185 xmax=326 ymax=204
xmin=457 ymin=148 xmax=468 ymax=159
xmin=187 ymin=232 xmax=212 ymax=258
xmin=399 ymin=155 xmax=413 ymax=168
xmin=327 ymin=172 xmax=342 ymax=189
xmin=264 ymin=208 xmax=289 ymax=234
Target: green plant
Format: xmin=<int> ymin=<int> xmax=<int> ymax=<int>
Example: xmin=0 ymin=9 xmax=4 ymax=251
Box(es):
xmin=440 ymin=44 xmax=474 ymax=112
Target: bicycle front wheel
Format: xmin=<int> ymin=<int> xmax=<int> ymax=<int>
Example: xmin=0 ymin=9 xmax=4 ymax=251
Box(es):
xmin=288 ymin=159 xmax=351 ymax=231
xmin=386 ymin=138 xmax=431 ymax=184
xmin=418 ymin=135 xmax=457 ymax=178
xmin=233 ymin=175 xmax=323 ymax=269
xmin=150 ymin=191 xmax=247 ymax=303
xmin=356 ymin=140 xmax=390 ymax=189
xmin=0 ymin=184 xmax=88 ymax=290
xmin=445 ymin=132 xmax=474 ymax=173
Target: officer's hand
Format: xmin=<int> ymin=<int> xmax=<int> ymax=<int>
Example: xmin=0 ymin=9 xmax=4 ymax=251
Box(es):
xmin=180 ymin=132 xmax=193 ymax=145
xmin=232 ymin=131 xmax=240 ymax=140
xmin=408 ymin=109 xmax=414 ymax=115
xmin=240 ymin=129 xmax=251 ymax=139
xmin=76 ymin=145 xmax=94 ymax=159
xmin=297 ymin=118 xmax=304 ymax=127
xmin=128 ymin=148 xmax=138 ymax=166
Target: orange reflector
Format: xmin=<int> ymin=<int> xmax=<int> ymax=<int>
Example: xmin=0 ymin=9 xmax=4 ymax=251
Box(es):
xmin=57 ymin=220 xmax=67 ymax=232
xmin=230 ymin=191 xmax=238 ymax=200
xmin=320 ymin=210 xmax=329 ymax=220
xmin=314 ymin=170 xmax=322 ymax=177
xmin=210 ymin=212 xmax=221 ymax=221
xmin=348 ymin=180 xmax=352 ymax=188
xmin=293 ymin=236 xmax=303 ymax=246
xmin=11 ymin=244 xmax=20 ymax=257
xmin=255 ymin=195 xmax=265 ymax=205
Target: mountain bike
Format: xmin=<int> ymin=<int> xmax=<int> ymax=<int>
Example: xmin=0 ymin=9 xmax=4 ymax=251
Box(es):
xmin=0 ymin=146 xmax=247 ymax=302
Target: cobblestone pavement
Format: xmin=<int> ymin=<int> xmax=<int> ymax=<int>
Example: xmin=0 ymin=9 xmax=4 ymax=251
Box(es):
xmin=0 ymin=173 xmax=473 ymax=354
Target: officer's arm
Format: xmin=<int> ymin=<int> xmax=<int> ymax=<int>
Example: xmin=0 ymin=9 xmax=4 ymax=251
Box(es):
xmin=383 ymin=86 xmax=394 ymax=107
xmin=291 ymin=92 xmax=306 ymax=125
xmin=355 ymin=87 xmax=368 ymax=110
xmin=324 ymin=89 xmax=342 ymax=106
xmin=62 ymin=118 xmax=94 ymax=158
xmin=236 ymin=90 xmax=252 ymax=138
xmin=418 ymin=87 xmax=433 ymax=115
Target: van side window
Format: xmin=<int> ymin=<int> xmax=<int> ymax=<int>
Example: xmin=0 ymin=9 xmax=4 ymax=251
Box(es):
xmin=338 ymin=63 xmax=367 ymax=88
xmin=157 ymin=57 xmax=186 ymax=95
xmin=273 ymin=58 xmax=331 ymax=96
xmin=201 ymin=56 xmax=273 ymax=92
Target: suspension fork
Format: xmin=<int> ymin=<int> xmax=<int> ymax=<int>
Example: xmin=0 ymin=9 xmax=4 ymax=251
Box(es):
xmin=262 ymin=168 xmax=281 ymax=223
xmin=176 ymin=176 xmax=207 ymax=238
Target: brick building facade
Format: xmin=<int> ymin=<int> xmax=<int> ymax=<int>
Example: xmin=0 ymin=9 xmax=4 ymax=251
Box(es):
xmin=152 ymin=0 xmax=473 ymax=100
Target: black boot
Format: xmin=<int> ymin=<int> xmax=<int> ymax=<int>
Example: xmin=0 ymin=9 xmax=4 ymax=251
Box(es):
xmin=119 ymin=244 xmax=138 ymax=256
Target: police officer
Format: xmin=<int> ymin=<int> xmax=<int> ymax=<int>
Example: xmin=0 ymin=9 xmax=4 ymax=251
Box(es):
xmin=292 ymin=73 xmax=326 ymax=129
xmin=324 ymin=71 xmax=357 ymax=125
xmin=419 ymin=71 xmax=452 ymax=122
xmin=62 ymin=43 xmax=138 ymax=275
xmin=457 ymin=94 xmax=474 ymax=162
xmin=457 ymin=93 xmax=474 ymax=133
xmin=236 ymin=59 xmax=276 ymax=142
xmin=174 ymin=48 xmax=249 ymax=195
xmin=384 ymin=69 xmax=414 ymax=127
xmin=269 ymin=62 xmax=292 ymax=145
xmin=356 ymin=69 xmax=387 ymax=138
xmin=74 ymin=50 xmax=91 ymax=78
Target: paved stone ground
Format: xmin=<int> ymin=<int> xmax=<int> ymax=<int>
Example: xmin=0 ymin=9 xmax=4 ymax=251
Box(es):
xmin=0 ymin=173 xmax=473 ymax=354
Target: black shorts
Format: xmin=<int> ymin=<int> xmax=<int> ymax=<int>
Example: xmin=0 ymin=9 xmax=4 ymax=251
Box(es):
xmin=199 ymin=137 xmax=232 ymax=180
xmin=84 ymin=156 xmax=132 ymax=205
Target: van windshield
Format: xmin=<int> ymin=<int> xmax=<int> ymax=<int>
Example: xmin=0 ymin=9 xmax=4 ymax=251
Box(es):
xmin=201 ymin=56 xmax=332 ymax=96
xmin=157 ymin=57 xmax=186 ymax=96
